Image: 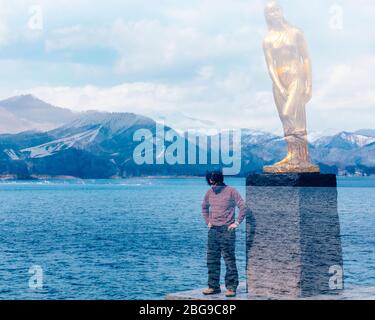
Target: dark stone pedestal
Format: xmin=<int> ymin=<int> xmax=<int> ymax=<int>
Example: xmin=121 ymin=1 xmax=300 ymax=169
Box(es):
xmin=246 ymin=173 xmax=343 ymax=299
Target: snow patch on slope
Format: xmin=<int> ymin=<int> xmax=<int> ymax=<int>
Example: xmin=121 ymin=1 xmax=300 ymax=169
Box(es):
xmin=21 ymin=128 xmax=101 ymax=158
xmin=63 ymin=112 xmax=154 ymax=135
xmin=4 ymin=149 xmax=20 ymax=160
xmin=341 ymin=132 xmax=375 ymax=147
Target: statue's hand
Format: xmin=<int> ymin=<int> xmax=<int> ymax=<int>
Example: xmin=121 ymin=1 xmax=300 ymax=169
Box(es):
xmin=279 ymin=86 xmax=289 ymax=100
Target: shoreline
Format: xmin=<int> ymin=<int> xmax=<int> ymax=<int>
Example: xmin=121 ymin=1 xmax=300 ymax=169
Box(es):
xmin=0 ymin=175 xmax=206 ymax=182
xmin=1 ymin=174 xmax=375 ymax=182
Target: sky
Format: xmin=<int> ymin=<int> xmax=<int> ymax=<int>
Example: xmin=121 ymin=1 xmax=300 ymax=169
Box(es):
xmin=0 ymin=0 xmax=374 ymax=134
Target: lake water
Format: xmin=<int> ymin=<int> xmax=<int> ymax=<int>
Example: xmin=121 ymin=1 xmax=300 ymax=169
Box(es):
xmin=0 ymin=177 xmax=374 ymax=300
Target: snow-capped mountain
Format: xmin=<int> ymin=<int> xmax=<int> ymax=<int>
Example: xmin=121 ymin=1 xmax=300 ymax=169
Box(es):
xmin=14 ymin=111 xmax=161 ymax=178
xmin=21 ymin=128 xmax=102 ymax=159
xmin=0 ymin=96 xmax=374 ymax=179
xmin=1 ymin=110 xmax=214 ymax=179
xmin=52 ymin=111 xmax=155 ymax=137
xmin=314 ymin=131 xmax=375 ymax=149
xmin=0 ymin=95 xmax=77 ymax=134
xmin=310 ymin=131 xmax=375 ymax=174
xmin=32 ymin=111 xmax=159 ymax=160
xmin=152 ymin=111 xmax=217 ymax=133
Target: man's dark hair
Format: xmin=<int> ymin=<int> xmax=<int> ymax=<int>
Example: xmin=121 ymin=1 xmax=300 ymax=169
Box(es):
xmin=206 ymin=170 xmax=225 ymax=186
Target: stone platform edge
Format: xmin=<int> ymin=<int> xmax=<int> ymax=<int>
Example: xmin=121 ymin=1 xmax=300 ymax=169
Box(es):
xmin=246 ymin=173 xmax=337 ymax=187
xmin=166 ymin=283 xmax=375 ymax=300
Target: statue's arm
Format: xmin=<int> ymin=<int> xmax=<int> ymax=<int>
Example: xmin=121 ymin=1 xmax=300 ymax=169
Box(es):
xmin=297 ymin=30 xmax=312 ymax=100
xmin=263 ymin=41 xmax=287 ymax=99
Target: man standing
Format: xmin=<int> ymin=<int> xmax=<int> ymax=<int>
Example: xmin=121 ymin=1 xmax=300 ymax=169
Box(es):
xmin=202 ymin=171 xmax=247 ymax=298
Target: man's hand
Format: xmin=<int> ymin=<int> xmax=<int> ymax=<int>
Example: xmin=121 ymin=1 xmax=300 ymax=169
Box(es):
xmin=208 ymin=223 xmax=213 ymax=229
xmin=228 ymin=223 xmax=239 ymax=232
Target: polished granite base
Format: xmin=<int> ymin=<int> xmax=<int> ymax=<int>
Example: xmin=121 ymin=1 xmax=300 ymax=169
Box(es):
xmin=246 ymin=173 xmax=337 ymax=187
xmin=246 ymin=173 xmax=343 ymax=298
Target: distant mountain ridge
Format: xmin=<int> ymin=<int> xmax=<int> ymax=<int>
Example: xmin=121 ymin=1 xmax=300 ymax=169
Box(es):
xmin=310 ymin=131 xmax=375 ymax=175
xmin=0 ymin=108 xmax=216 ymax=179
xmin=0 ymin=95 xmax=374 ymax=179
xmin=0 ymin=95 xmax=77 ymax=134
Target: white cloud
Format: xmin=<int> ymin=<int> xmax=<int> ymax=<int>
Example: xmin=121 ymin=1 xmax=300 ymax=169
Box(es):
xmin=21 ymin=50 xmax=375 ymax=135
xmin=42 ymin=0 xmax=264 ymax=74
xmin=41 ymin=23 xmax=103 ymax=52
xmin=307 ymin=54 xmax=375 ymax=132
xmin=315 ymin=55 xmax=375 ymax=109
xmin=197 ymin=66 xmax=215 ymax=80
xmin=0 ymin=0 xmax=13 ymax=46
xmin=1 ymin=0 xmax=375 ymax=134
xmin=19 ymin=68 xmax=283 ymax=133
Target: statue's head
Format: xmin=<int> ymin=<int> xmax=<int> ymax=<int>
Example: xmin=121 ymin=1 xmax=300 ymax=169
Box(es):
xmin=264 ymin=0 xmax=285 ymax=28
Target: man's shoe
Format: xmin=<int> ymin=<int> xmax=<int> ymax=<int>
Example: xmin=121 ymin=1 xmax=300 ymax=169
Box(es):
xmin=225 ymin=289 xmax=236 ymax=298
xmin=202 ymin=288 xmax=221 ymax=295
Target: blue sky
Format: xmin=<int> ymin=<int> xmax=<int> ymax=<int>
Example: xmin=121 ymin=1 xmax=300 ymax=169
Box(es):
xmin=0 ymin=0 xmax=374 ymax=134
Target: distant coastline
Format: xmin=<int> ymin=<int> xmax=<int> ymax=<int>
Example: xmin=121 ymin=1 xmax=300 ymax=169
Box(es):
xmin=1 ymin=173 xmax=374 ymax=182
xmin=0 ymin=174 xmax=205 ymax=181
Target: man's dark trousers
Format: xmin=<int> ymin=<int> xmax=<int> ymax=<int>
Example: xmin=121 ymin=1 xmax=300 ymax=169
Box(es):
xmin=207 ymin=225 xmax=239 ymax=291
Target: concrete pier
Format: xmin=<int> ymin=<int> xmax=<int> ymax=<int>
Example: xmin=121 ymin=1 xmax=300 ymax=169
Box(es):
xmin=166 ymin=284 xmax=375 ymax=300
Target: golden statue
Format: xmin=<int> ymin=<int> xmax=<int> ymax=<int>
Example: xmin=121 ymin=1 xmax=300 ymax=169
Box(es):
xmin=263 ymin=0 xmax=320 ymax=173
